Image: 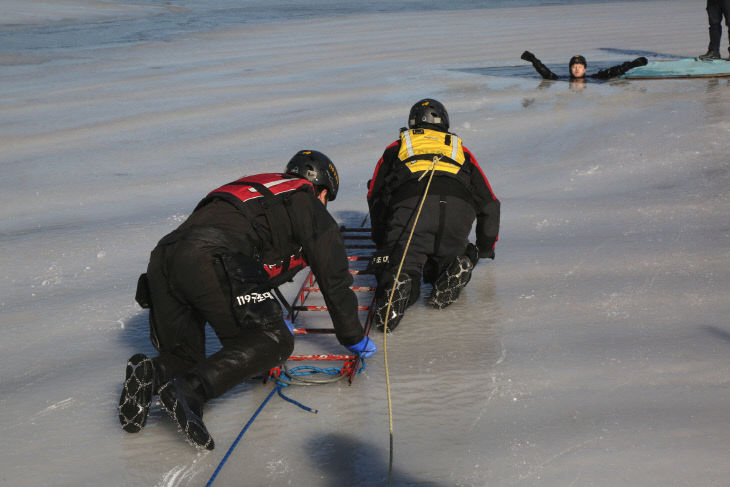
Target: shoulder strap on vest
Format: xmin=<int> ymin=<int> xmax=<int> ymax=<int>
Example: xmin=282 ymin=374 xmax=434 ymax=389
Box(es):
xmin=225 ymin=180 xmax=278 ymax=207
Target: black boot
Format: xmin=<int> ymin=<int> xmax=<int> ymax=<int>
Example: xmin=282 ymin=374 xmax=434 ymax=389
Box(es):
xmin=699 ymin=49 xmax=721 ymax=60
xmin=428 ymin=254 xmax=474 ymax=309
xmin=118 ymin=353 xmax=155 ymax=433
xmin=159 ymin=375 xmax=214 ymax=450
xmin=374 ymin=274 xmax=412 ymax=332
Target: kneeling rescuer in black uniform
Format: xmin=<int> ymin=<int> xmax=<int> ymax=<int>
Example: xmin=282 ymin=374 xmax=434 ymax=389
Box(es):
xmin=118 ymin=150 xmax=376 ymax=449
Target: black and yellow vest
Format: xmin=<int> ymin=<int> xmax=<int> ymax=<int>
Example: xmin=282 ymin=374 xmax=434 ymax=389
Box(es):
xmin=397 ymin=127 xmax=467 ymax=176
xmin=384 ymin=128 xmax=474 ymax=205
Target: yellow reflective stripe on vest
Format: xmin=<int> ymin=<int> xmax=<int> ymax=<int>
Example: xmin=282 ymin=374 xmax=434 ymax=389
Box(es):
xmin=398 ymin=128 xmax=465 ymax=175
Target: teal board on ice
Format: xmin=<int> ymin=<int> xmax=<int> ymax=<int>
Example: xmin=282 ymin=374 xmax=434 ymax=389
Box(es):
xmin=622 ymin=58 xmax=730 ymax=79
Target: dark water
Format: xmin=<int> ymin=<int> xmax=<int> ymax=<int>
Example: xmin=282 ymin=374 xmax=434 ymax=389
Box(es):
xmin=1 ymin=0 xmax=643 ymax=52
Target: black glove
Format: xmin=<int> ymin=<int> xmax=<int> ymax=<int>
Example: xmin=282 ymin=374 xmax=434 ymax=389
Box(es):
xmin=465 ymin=243 xmax=479 ymax=266
xmin=521 ymin=50 xmax=536 ymax=62
xmin=632 ymin=56 xmax=648 ymax=67
xmin=135 ymin=273 xmax=151 ymax=309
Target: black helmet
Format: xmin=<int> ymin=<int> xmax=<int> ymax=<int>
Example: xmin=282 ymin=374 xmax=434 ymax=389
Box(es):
xmin=285 ymin=150 xmax=339 ymax=201
xmin=569 ymin=55 xmax=587 ymax=68
xmin=408 ymin=98 xmax=449 ymax=132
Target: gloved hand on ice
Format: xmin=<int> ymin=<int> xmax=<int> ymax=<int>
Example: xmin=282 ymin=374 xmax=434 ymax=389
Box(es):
xmin=347 ymin=336 xmax=377 ymax=358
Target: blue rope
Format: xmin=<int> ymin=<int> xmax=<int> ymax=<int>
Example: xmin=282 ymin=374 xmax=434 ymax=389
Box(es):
xmin=286 ymin=357 xmax=367 ymax=377
xmin=288 ymin=365 xmax=345 ymax=376
xmin=205 ymin=358 xmax=368 ymax=486
xmin=205 ymin=386 xmax=278 ymax=487
xmin=275 ymin=381 xmax=318 ymax=413
xmin=205 ymin=381 xmax=320 ymax=486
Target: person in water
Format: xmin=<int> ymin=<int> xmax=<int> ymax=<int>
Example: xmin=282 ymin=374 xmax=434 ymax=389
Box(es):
xmin=521 ymin=51 xmax=648 ymax=80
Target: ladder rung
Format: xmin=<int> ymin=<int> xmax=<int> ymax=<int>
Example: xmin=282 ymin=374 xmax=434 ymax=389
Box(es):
xmin=343 ymin=235 xmax=373 ymax=240
xmin=293 ymin=305 xmax=370 ymax=311
xmin=292 ymin=327 xmax=335 ymax=335
xmin=288 ymin=354 xmax=355 ymax=361
xmin=302 ymin=286 xmax=375 ymax=293
xmin=349 ymin=269 xmax=374 ymax=275
xmin=347 ymin=256 xmax=372 ymax=261
xmin=340 ymin=227 xmax=372 ymax=232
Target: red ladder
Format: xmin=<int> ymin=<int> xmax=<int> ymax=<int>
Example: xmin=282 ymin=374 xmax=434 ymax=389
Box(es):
xmin=269 ymin=226 xmax=376 ymax=384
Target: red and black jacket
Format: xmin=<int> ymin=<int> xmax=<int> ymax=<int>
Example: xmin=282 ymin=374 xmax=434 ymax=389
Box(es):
xmin=197 ymin=173 xmax=311 ymax=283
xmin=170 ymin=173 xmax=364 ymax=346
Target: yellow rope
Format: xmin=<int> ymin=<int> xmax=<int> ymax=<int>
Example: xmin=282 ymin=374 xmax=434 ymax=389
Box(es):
xmin=382 ymin=156 xmax=440 ymax=484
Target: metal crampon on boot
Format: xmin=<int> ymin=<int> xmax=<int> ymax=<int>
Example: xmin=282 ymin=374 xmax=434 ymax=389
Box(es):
xmin=428 ymin=255 xmax=474 ymax=309
xmin=159 ymin=377 xmax=215 ymax=450
xmin=374 ymin=274 xmax=412 ymax=332
xmin=118 ymin=353 xmax=155 ymax=433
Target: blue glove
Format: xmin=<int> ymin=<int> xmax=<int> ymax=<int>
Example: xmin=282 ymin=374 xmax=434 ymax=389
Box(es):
xmin=347 ymin=336 xmax=377 ymax=358
xmin=284 ymin=318 xmax=295 ymax=335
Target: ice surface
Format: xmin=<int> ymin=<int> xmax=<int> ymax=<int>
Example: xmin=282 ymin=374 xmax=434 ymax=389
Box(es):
xmin=2 ymin=1 xmax=730 ymax=486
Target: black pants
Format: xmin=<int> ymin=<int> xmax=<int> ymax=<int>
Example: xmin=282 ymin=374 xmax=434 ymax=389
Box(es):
xmin=146 ymin=236 xmax=293 ymax=399
xmin=377 ymin=194 xmax=475 ymax=303
xmin=707 ymin=0 xmax=730 ymax=51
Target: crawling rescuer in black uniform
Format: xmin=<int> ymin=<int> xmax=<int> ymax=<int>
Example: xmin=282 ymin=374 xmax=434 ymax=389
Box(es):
xmin=521 ymin=50 xmax=648 ymax=80
xmin=366 ymin=99 xmax=500 ymax=332
xmin=118 ymin=150 xmax=376 ymax=449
